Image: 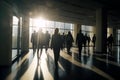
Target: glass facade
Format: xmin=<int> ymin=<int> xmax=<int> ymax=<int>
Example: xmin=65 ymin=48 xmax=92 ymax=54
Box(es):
xmin=12 ymin=16 xmax=19 ymax=60
xmin=29 ymin=18 xmax=74 ymax=48
xmin=12 ymin=16 xmax=19 ymax=48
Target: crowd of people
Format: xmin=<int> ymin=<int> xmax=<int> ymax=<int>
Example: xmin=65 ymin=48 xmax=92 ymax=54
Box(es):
xmin=31 ymin=28 xmax=75 ymax=56
xmin=31 ymin=28 xmax=97 ymax=62
xmin=31 ymin=28 xmax=114 ymax=68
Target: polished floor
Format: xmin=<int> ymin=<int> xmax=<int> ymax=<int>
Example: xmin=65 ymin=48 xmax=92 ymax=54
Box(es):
xmin=0 ymin=47 xmax=120 ymax=80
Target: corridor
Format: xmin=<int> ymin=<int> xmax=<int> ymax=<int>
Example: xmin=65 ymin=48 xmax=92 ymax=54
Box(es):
xmin=0 ymin=47 xmax=120 ymax=80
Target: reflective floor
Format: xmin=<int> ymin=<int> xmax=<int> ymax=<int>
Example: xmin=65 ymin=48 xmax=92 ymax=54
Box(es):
xmin=0 ymin=47 xmax=120 ymax=80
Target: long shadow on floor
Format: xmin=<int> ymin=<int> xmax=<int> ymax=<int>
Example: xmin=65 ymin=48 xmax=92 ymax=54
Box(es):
xmin=13 ymin=58 xmax=29 ymax=80
xmin=46 ymin=52 xmax=64 ymax=80
xmin=33 ymin=63 xmax=44 ymax=80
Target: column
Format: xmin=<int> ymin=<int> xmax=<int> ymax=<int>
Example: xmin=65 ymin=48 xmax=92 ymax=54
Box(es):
xmin=113 ymin=28 xmax=117 ymax=46
xmin=96 ymin=8 xmax=107 ymax=53
xmin=74 ymin=24 xmax=81 ymax=38
xmin=74 ymin=24 xmax=81 ymax=46
xmin=0 ymin=1 xmax=12 ymax=66
xmin=21 ymin=14 xmax=29 ymax=54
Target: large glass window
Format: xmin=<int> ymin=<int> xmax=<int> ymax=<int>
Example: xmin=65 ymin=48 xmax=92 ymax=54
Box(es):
xmin=29 ymin=18 xmax=74 ymax=48
xmin=12 ymin=16 xmax=19 ymax=60
xmin=12 ymin=16 xmax=19 ymax=48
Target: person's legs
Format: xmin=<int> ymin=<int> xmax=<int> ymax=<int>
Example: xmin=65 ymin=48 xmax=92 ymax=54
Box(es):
xmin=53 ymin=48 xmax=60 ymax=68
xmin=78 ymin=44 xmax=82 ymax=58
xmin=33 ymin=42 xmax=36 ymax=53
xmin=39 ymin=45 xmax=43 ymax=58
xmin=37 ymin=44 xmax=40 ymax=59
xmin=66 ymin=44 xmax=69 ymax=53
xmin=45 ymin=44 xmax=48 ymax=52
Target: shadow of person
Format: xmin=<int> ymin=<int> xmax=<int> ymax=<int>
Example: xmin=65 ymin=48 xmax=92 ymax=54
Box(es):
xmin=54 ymin=65 xmax=59 ymax=80
xmin=46 ymin=53 xmax=55 ymax=78
xmin=46 ymin=53 xmax=61 ymax=80
xmin=33 ymin=63 xmax=44 ymax=80
xmin=14 ymin=59 xmax=29 ymax=79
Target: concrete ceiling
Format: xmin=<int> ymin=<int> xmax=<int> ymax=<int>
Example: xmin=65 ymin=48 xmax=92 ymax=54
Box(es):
xmin=3 ymin=0 xmax=120 ymax=28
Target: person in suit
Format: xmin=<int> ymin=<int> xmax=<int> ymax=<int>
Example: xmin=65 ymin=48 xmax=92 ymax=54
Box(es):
xmin=76 ymin=29 xmax=84 ymax=58
xmin=51 ymin=28 xmax=62 ymax=68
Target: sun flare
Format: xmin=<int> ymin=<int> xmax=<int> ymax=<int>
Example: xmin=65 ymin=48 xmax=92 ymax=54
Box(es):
xmin=33 ymin=17 xmax=46 ymax=32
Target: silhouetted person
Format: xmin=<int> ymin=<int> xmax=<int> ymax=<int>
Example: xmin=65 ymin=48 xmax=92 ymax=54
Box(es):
xmin=51 ymin=28 xmax=62 ymax=69
xmin=87 ymin=35 xmax=91 ymax=47
xmin=44 ymin=31 xmax=51 ymax=52
xmin=107 ymin=34 xmax=114 ymax=53
xmin=92 ymin=34 xmax=96 ymax=50
xmin=66 ymin=31 xmax=74 ymax=54
xmin=31 ymin=30 xmax=37 ymax=53
xmin=87 ymin=35 xmax=91 ymax=53
xmin=83 ymin=33 xmax=87 ymax=53
xmin=76 ymin=30 xmax=84 ymax=58
xmin=61 ymin=32 xmax=66 ymax=50
xmin=37 ymin=28 xmax=45 ymax=59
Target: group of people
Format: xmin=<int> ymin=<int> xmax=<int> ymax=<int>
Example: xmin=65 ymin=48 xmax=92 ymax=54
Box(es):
xmin=31 ymin=28 xmax=74 ymax=68
xmin=31 ymin=29 xmax=51 ymax=56
xmin=76 ymin=29 xmax=114 ymax=58
xmin=31 ymin=28 xmax=114 ymax=68
xmin=76 ymin=30 xmax=96 ymax=58
xmin=61 ymin=31 xmax=74 ymax=54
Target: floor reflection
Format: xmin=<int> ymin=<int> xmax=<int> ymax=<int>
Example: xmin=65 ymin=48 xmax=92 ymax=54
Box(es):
xmin=2 ymin=46 xmax=120 ymax=80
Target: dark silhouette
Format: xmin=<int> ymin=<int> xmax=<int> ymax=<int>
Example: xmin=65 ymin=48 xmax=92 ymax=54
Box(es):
xmin=31 ymin=30 xmax=37 ymax=53
xmin=83 ymin=33 xmax=87 ymax=53
xmin=107 ymin=34 xmax=114 ymax=53
xmin=44 ymin=31 xmax=51 ymax=52
xmin=37 ymin=29 xmax=45 ymax=59
xmin=87 ymin=35 xmax=91 ymax=54
xmin=34 ymin=64 xmax=44 ymax=80
xmin=54 ymin=65 xmax=59 ymax=80
xmin=92 ymin=34 xmax=96 ymax=50
xmin=87 ymin=35 xmax=91 ymax=47
xmin=61 ymin=32 xmax=66 ymax=50
xmin=66 ymin=31 xmax=74 ymax=54
xmin=51 ymin=28 xmax=62 ymax=69
xmin=76 ymin=30 xmax=84 ymax=58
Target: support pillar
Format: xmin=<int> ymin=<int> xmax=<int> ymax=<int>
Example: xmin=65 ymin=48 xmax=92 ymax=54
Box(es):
xmin=21 ymin=14 xmax=29 ymax=54
xmin=113 ymin=28 xmax=117 ymax=46
xmin=74 ymin=24 xmax=81 ymax=40
xmin=0 ymin=2 xmax=12 ymax=66
xmin=96 ymin=8 xmax=107 ymax=53
xmin=73 ymin=23 xmax=82 ymax=47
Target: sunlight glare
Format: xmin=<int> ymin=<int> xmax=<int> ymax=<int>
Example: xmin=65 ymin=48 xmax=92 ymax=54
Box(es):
xmin=33 ymin=17 xmax=46 ymax=32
